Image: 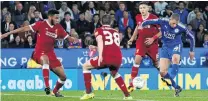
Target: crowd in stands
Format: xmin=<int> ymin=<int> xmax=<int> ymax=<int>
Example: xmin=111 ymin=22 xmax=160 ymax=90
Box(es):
xmin=1 ymin=1 xmax=208 ymax=48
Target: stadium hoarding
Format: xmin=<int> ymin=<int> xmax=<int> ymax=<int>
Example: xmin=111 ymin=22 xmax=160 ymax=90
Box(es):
xmin=1 ymin=68 xmax=208 ymax=91
xmin=1 ymin=48 xmax=207 ymax=69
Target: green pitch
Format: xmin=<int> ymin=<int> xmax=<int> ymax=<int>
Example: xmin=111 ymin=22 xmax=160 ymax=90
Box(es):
xmin=2 ymin=90 xmax=208 ymax=101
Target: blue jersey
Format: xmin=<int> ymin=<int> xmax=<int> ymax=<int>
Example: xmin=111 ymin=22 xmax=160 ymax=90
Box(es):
xmin=141 ymin=18 xmax=195 ymax=52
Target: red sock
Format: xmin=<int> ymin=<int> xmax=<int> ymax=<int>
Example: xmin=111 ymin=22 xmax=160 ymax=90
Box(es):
xmin=53 ymin=79 xmax=65 ymax=93
xmin=42 ymin=64 xmax=49 ymax=88
xmin=115 ymin=74 xmax=129 ymax=97
xmin=83 ymin=71 xmax=92 ymax=94
xmin=130 ymin=65 xmax=139 ymax=87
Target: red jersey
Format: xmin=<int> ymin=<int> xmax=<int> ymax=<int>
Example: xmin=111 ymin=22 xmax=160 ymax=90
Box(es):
xmin=29 ymin=20 xmax=69 ymax=52
xmin=135 ymin=13 xmax=159 ymax=43
xmin=94 ymin=25 xmax=122 ymax=58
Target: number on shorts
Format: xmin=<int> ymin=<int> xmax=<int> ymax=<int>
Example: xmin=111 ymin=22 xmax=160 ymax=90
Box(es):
xmin=103 ymin=31 xmax=120 ymax=46
xmin=173 ymin=44 xmax=181 ymax=52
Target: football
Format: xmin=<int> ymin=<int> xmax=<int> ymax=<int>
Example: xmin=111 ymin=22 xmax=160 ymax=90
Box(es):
xmin=133 ymin=76 xmax=145 ymax=89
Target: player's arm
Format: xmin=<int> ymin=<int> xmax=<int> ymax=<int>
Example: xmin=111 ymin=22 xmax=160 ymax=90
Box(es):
xmin=96 ymin=34 xmax=103 ymax=66
xmin=185 ymin=27 xmax=195 ymax=60
xmin=140 ymin=18 xmax=164 ymax=28
xmin=145 ymin=31 xmax=162 ymax=45
xmin=128 ymin=25 xmax=138 ymax=45
xmin=1 ymin=26 xmax=31 ymax=39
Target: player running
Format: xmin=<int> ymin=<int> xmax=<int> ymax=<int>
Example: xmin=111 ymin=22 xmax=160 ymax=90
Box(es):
xmin=140 ymin=13 xmax=195 ymax=97
xmin=127 ymin=2 xmax=170 ymax=92
xmin=80 ymin=15 xmax=132 ymax=100
xmin=1 ymin=10 xmax=76 ymax=97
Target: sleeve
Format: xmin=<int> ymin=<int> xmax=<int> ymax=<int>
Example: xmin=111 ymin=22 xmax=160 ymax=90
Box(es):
xmin=94 ymin=28 xmax=102 ymax=38
xmin=185 ymin=28 xmax=195 ymax=52
xmin=29 ymin=21 xmax=41 ymax=32
xmin=141 ymin=18 xmax=163 ymax=27
xmin=58 ymin=26 xmax=69 ymax=40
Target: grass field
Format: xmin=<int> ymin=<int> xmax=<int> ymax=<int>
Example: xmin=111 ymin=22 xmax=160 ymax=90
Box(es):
xmin=2 ymin=90 xmax=208 ymax=101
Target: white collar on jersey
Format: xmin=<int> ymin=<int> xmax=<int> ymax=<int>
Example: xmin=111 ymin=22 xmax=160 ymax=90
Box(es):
xmin=142 ymin=13 xmax=150 ymax=21
xmin=46 ymin=19 xmax=54 ymax=28
xmin=102 ymin=25 xmax=111 ymax=27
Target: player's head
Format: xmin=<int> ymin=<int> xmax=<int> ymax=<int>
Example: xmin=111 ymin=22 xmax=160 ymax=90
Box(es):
xmin=101 ymin=15 xmax=112 ymax=25
xmin=139 ymin=2 xmax=149 ymax=16
xmin=47 ymin=10 xmax=60 ymax=25
xmin=169 ymin=13 xmax=180 ymax=28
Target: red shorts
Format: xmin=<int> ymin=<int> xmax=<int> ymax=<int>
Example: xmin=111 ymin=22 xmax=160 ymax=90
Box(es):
xmin=135 ymin=42 xmax=158 ymax=62
xmin=32 ymin=51 xmax=62 ymax=68
xmin=90 ymin=55 xmax=122 ymax=71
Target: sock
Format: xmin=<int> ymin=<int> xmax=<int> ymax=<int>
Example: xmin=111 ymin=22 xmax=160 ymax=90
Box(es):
xmin=53 ymin=78 xmax=65 ymax=93
xmin=114 ymin=73 xmax=129 ymax=97
xmin=83 ymin=70 xmax=92 ymax=94
xmin=130 ymin=64 xmax=140 ymax=87
xmin=164 ymin=73 xmax=179 ymax=89
xmin=42 ymin=64 xmax=49 ymax=88
xmin=170 ymin=64 xmax=179 ymax=79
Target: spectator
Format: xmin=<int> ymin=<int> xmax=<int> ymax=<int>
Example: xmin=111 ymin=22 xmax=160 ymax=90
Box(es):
xmin=119 ymin=32 xmax=126 ymax=48
xmin=6 ymin=22 xmax=17 ymax=44
xmin=103 ymin=2 xmax=114 ymax=15
xmin=1 ymin=14 xmax=16 ymax=34
xmin=160 ymin=5 xmax=173 ymax=18
xmin=42 ymin=1 xmax=56 ymax=14
xmin=24 ymin=35 xmax=35 ymax=48
xmin=9 ymin=35 xmax=24 ymax=48
xmin=68 ymin=29 xmax=82 ymax=48
xmin=190 ymin=12 xmax=206 ymax=31
xmin=174 ymin=1 xmax=189 ymax=24
xmin=12 ymin=2 xmax=27 ymax=28
xmin=148 ymin=4 xmax=157 ymax=16
xmin=115 ymin=2 xmax=131 ymax=22
xmin=187 ymin=6 xmax=203 ymax=24
xmin=203 ymin=4 xmax=208 ymax=30
xmin=27 ymin=5 xmax=36 ymax=21
xmin=203 ymin=33 xmax=208 ymax=48
xmin=111 ymin=14 xmax=118 ymax=28
xmin=168 ymin=1 xmax=178 ymax=11
xmin=196 ymin=24 xmax=206 ymax=47
xmin=55 ymin=39 xmax=66 ymax=48
xmin=1 ymin=7 xmax=11 ymax=22
xmin=59 ymin=2 xmax=74 ymax=20
xmin=72 ymin=4 xmax=80 ymax=21
xmin=119 ymin=10 xmax=134 ymax=34
xmin=76 ymin=12 xmax=91 ymax=40
xmin=84 ymin=34 xmax=94 ymax=48
xmin=154 ymin=1 xmax=168 ymax=15
xmin=90 ymin=14 xmax=101 ymax=33
xmin=124 ymin=26 xmax=136 ymax=48
xmin=132 ymin=2 xmax=140 ymax=23
xmin=60 ymin=12 xmax=77 ymax=34
xmin=30 ymin=10 xmax=43 ymax=24
xmin=85 ymin=1 xmax=98 ymax=22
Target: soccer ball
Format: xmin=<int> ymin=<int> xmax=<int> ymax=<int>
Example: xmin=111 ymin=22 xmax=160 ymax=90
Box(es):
xmin=132 ymin=76 xmax=145 ymax=89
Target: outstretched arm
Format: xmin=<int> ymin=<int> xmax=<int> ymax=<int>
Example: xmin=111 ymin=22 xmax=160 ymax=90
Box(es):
xmin=141 ymin=18 xmax=163 ymax=27
xmin=1 ymin=26 xmax=31 ymax=39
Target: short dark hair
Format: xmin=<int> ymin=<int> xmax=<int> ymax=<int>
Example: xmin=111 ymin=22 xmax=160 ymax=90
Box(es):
xmin=47 ymin=10 xmax=59 ymax=16
xmin=34 ymin=10 xmax=39 ymax=13
xmin=119 ymin=2 xmax=125 ymax=5
xmin=171 ymin=13 xmax=180 ymax=21
xmin=179 ymin=1 xmax=186 ymax=6
xmin=93 ymin=14 xmax=99 ymax=18
xmin=102 ymin=15 xmax=111 ymax=25
xmin=64 ymin=12 xmax=71 ymax=16
xmin=139 ymin=1 xmax=149 ymax=6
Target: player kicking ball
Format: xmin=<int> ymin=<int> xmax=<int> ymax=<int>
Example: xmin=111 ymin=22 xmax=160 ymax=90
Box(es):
xmin=80 ymin=15 xmax=132 ymax=100
xmin=1 ymin=10 xmax=77 ymax=97
xmin=140 ymin=13 xmax=195 ymax=97
xmin=127 ymin=2 xmax=170 ymax=93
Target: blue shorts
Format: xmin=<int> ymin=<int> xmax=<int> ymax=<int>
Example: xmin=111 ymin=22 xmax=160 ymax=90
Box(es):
xmin=160 ymin=44 xmax=182 ymax=60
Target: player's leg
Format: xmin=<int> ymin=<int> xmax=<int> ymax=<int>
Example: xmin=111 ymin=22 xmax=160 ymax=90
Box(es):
xmin=51 ymin=66 xmax=66 ymax=97
xmin=80 ymin=57 xmax=98 ymax=100
xmin=109 ymin=66 xmax=132 ymax=100
xmin=39 ymin=54 xmax=51 ymax=95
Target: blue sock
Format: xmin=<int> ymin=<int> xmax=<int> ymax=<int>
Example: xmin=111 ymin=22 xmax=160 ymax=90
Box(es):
xmin=171 ymin=64 xmax=179 ymax=79
xmin=164 ymin=73 xmax=179 ymax=89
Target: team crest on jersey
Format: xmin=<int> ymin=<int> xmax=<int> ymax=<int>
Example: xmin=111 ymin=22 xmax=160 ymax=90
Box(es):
xmin=174 ymin=28 xmax=179 ymax=33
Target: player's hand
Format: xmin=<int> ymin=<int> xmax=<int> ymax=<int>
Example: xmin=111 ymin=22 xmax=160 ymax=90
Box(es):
xmin=137 ymin=25 xmax=143 ymax=30
xmin=98 ymin=56 xmax=103 ymax=66
xmin=128 ymin=38 xmax=134 ymax=45
xmin=189 ymin=52 xmax=195 ymax=61
xmin=89 ymin=45 xmax=97 ymax=51
xmin=145 ymin=38 xmax=154 ymax=45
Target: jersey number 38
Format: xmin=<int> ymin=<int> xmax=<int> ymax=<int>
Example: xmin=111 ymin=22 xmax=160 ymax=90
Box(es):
xmin=103 ymin=31 xmax=120 ymax=46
